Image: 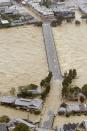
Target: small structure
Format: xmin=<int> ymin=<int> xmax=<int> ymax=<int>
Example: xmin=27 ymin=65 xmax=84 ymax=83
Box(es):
xmin=0 ymin=0 xmax=12 ymax=7
xmin=66 ymin=103 xmax=80 ymax=113
xmin=58 ymin=103 xmax=87 ymax=115
xmin=76 ymin=120 xmax=87 ymax=131
xmin=0 ymin=96 xmax=17 ymax=106
xmin=56 ymin=123 xmax=78 ymax=131
xmin=54 ymin=10 xmax=75 ymax=19
xmin=79 ymin=3 xmax=87 ymax=14
xmin=0 ymin=0 xmax=12 ymax=12
xmin=58 ymin=107 xmax=66 ymax=115
xmin=1 ymin=20 xmax=9 ymax=24
xmin=12 ymin=118 xmax=35 ymax=128
xmin=0 ymin=123 xmax=8 ymax=131
xmin=7 ymin=118 xmax=35 ymax=130
xmin=0 ymin=96 xmax=43 ymax=112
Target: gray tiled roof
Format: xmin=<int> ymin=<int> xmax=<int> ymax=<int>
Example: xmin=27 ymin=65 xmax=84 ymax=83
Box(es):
xmin=0 ymin=96 xmax=17 ymax=104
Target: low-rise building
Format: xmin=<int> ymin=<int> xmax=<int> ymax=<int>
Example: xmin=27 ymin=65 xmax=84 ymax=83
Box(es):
xmin=0 ymin=0 xmax=13 ymax=12
xmin=15 ymin=98 xmax=43 ymax=111
xmin=58 ymin=103 xmax=87 ymax=115
xmin=0 ymin=96 xmax=43 ymax=111
xmin=0 ymin=96 xmax=17 ymax=105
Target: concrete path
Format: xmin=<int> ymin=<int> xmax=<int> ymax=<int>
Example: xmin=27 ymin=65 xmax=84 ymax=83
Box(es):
xmin=42 ymin=22 xmax=62 ymax=80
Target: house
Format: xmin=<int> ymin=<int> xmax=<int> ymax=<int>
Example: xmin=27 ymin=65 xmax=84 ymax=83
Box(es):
xmin=58 ymin=103 xmax=87 ymax=115
xmin=1 ymin=20 xmax=9 ymax=24
xmin=0 ymin=0 xmax=13 ymax=12
xmin=66 ymin=103 xmax=80 ymax=113
xmin=15 ymin=98 xmax=43 ymax=111
xmin=79 ymin=2 xmax=87 ymax=15
xmin=28 ymin=98 xmax=43 ymax=110
xmin=56 ymin=123 xmax=77 ymax=131
xmin=0 ymin=0 xmax=12 ymax=7
xmin=15 ymin=98 xmax=32 ymax=109
xmin=0 ymin=96 xmax=43 ymax=112
xmin=0 ymin=96 xmax=17 ymax=106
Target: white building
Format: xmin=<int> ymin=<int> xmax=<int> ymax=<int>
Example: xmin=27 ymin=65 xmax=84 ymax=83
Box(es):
xmin=0 ymin=0 xmax=12 ymax=6
xmin=0 ymin=0 xmax=13 ymax=12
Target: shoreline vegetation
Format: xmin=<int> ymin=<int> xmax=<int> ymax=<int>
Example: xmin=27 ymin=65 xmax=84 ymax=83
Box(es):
xmin=17 ymin=72 xmax=52 ymax=100
xmin=62 ymin=69 xmax=87 ymax=101
xmin=0 ymin=72 xmax=52 ymax=115
xmin=58 ymin=69 xmax=87 ymax=118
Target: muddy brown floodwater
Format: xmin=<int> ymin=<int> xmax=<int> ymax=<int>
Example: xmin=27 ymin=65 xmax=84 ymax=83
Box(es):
xmin=53 ymin=21 xmax=87 ymax=128
xmin=53 ymin=21 xmax=87 ymax=87
xmin=0 ymin=25 xmax=48 ymax=93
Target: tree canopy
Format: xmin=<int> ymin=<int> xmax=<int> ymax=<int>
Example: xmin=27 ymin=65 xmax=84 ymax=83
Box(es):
xmin=13 ymin=123 xmax=30 ymax=131
xmin=82 ymin=84 xmax=87 ymax=97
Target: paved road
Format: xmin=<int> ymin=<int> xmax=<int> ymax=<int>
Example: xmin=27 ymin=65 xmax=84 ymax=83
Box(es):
xmin=42 ymin=22 xmax=62 ymax=80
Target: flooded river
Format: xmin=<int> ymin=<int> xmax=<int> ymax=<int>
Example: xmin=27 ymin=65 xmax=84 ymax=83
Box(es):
xmin=53 ymin=21 xmax=87 ymax=87
xmin=0 ymin=25 xmax=48 ymax=93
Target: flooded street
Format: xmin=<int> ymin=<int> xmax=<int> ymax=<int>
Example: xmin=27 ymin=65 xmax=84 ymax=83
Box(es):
xmin=0 ymin=105 xmax=40 ymax=122
xmin=53 ymin=21 xmax=87 ymax=87
xmin=0 ymin=25 xmax=48 ymax=93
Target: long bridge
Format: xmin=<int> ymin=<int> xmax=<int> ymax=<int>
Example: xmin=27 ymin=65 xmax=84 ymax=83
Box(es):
xmin=39 ymin=22 xmax=62 ymax=129
xmin=42 ymin=22 xmax=62 ymax=80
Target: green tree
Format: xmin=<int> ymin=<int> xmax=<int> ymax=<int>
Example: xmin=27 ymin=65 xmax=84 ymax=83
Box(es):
xmin=62 ymin=69 xmax=77 ymax=98
xmin=40 ymin=79 xmax=46 ymax=87
xmin=13 ymin=123 xmax=30 ymax=131
xmin=82 ymin=84 xmax=87 ymax=97
xmin=61 ymin=86 xmax=68 ymax=98
xmin=40 ymin=72 xmax=52 ymax=99
xmin=18 ymin=83 xmax=38 ymax=98
xmin=40 ymin=72 xmax=52 ymax=88
xmin=28 ymin=84 xmax=38 ymax=90
xmin=80 ymin=96 xmax=85 ymax=103
xmin=0 ymin=116 xmax=10 ymax=123
xmin=68 ymin=69 xmax=73 ymax=79
xmin=64 ymin=72 xmax=68 ymax=78
xmin=44 ymin=0 xmax=51 ymax=8
xmin=57 ymin=15 xmax=63 ymax=25
xmin=72 ymin=69 xmax=77 ymax=79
